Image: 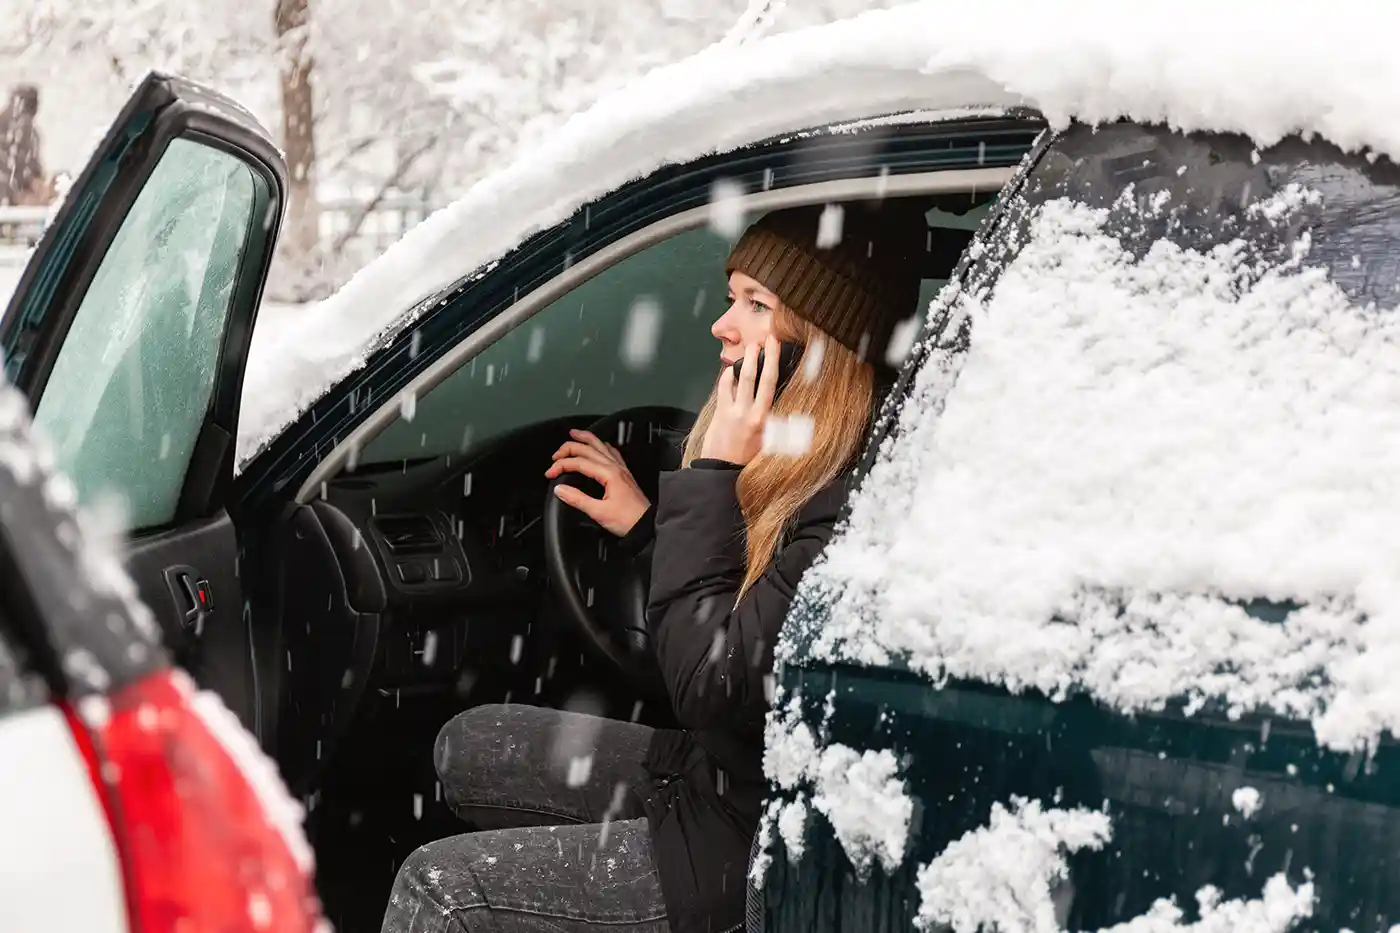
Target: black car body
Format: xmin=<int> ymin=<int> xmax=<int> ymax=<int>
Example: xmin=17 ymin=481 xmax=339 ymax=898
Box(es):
xmin=759 ymin=121 xmax=1400 ymax=932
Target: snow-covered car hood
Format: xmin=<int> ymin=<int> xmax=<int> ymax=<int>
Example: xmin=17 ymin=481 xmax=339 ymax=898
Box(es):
xmin=236 ymin=0 xmax=1400 ymax=469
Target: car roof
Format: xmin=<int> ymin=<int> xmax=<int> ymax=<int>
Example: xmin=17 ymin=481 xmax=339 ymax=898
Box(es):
xmin=238 ymin=0 xmax=1400 ymax=469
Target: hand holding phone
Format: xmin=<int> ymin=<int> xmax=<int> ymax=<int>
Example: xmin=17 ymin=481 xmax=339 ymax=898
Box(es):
xmin=703 ymin=337 xmax=793 ymax=464
xmin=730 ymin=340 xmax=801 ymax=399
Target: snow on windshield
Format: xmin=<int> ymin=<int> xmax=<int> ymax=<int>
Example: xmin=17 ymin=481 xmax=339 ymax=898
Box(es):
xmin=793 ymin=173 xmax=1400 ymax=754
xmin=237 ymin=0 xmax=1400 ymax=468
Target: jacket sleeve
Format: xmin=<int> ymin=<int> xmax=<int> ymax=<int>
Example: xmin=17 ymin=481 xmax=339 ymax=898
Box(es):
xmin=646 ymin=465 xmax=839 ymax=730
xmin=617 ymin=503 xmax=657 ymax=557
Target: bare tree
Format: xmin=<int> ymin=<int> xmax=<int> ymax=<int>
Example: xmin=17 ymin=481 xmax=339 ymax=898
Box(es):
xmin=273 ymin=0 xmax=321 ymax=300
xmin=4 ymin=0 xmax=914 ymax=297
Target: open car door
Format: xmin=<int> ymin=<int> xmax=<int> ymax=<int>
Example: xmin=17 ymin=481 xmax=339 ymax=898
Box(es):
xmin=0 ymin=72 xmax=285 ymax=733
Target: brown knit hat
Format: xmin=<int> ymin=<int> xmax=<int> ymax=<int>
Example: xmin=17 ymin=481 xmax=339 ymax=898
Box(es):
xmin=724 ymin=202 xmax=926 ymax=363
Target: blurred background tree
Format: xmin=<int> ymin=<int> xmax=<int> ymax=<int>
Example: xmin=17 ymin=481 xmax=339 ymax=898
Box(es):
xmin=0 ymin=0 xmax=909 ymax=299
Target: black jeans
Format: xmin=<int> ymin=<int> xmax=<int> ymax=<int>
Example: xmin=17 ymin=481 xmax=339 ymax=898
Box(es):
xmin=381 ymin=704 xmax=671 ymax=933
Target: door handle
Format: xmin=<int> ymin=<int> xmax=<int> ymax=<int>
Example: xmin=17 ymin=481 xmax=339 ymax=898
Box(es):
xmin=162 ymin=564 xmax=212 ymax=637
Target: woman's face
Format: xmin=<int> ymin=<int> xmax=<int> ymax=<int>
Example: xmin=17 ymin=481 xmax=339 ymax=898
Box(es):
xmin=714 ymin=271 xmax=783 ymax=365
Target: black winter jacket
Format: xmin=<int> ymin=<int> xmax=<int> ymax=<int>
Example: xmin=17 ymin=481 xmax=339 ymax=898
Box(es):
xmin=620 ymin=459 xmax=848 ymax=933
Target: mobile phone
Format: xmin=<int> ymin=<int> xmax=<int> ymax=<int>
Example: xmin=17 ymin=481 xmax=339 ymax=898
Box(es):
xmin=731 ymin=341 xmax=802 ymax=399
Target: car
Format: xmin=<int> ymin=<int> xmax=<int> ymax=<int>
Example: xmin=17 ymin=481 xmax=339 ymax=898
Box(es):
xmin=0 ymin=21 xmax=1043 ymax=927
xmin=0 ymin=331 xmax=321 ymax=928
xmin=754 ymin=55 xmax=1400 ymax=933
xmin=3 ymin=4 xmax=1396 ymax=932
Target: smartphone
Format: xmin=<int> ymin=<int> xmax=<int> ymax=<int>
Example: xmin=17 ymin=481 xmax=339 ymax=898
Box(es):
xmin=730 ymin=341 xmax=802 ymax=399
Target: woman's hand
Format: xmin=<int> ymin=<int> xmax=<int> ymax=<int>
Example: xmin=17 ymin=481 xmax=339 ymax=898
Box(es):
xmin=545 ymin=429 xmax=651 ymax=537
xmin=700 ymin=335 xmax=780 ymax=465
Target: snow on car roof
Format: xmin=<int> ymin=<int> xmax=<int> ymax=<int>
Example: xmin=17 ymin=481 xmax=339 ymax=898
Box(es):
xmin=236 ymin=0 xmax=1400 ymax=468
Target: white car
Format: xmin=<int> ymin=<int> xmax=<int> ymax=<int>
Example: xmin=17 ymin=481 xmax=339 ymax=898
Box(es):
xmin=4 ymin=4 xmax=1399 ymax=931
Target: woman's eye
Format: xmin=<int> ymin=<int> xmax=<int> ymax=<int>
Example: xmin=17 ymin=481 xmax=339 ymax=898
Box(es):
xmin=754 ymin=301 xmax=772 ymax=313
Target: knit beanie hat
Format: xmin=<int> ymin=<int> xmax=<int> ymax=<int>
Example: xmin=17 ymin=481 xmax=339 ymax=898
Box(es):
xmin=724 ymin=202 xmax=926 ymax=363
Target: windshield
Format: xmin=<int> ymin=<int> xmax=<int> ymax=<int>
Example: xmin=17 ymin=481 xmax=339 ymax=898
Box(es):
xmin=773 ymin=123 xmax=1400 ymax=931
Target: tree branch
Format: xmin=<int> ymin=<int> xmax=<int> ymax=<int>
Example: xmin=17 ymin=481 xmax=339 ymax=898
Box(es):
xmin=330 ymin=135 xmax=439 ymax=252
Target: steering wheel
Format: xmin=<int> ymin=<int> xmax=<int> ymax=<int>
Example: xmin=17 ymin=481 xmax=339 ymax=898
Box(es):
xmin=542 ymin=405 xmax=696 ymax=691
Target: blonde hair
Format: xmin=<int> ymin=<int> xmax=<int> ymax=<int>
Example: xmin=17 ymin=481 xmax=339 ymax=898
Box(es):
xmin=682 ymin=306 xmax=876 ymax=598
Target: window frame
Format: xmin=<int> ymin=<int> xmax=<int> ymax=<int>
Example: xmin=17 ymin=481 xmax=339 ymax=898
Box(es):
xmin=292 ymin=165 xmax=1021 ymax=503
xmin=30 ymin=136 xmax=264 ymax=533
xmin=233 ymin=115 xmax=1046 ymax=516
xmin=0 ymin=72 xmax=286 ymax=538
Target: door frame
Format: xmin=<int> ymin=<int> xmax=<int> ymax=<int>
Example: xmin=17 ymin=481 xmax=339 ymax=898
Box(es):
xmin=1 ymin=72 xmax=287 ymax=528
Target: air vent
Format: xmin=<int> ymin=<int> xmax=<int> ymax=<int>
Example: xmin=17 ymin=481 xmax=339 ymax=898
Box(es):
xmin=376 ymin=515 xmax=443 ymax=554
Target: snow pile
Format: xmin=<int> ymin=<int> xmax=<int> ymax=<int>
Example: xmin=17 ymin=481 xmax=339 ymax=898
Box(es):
xmin=777 ymin=796 xmax=809 ymax=860
xmin=797 ymin=186 xmax=1400 ymax=752
xmin=1091 ymin=877 xmax=1313 ymax=933
xmin=915 ymin=798 xmax=1313 ymax=933
xmin=1232 ymin=787 xmax=1263 ymax=820
xmin=915 ymin=797 xmax=1111 ymax=933
xmin=763 ymin=700 xmax=913 ymax=872
xmin=750 ymin=800 xmax=780 ymax=884
xmin=237 ymin=0 xmax=1400 ymax=468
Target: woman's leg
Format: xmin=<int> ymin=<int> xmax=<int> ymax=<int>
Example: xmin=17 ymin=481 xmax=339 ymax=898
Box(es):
xmin=381 ymin=818 xmax=669 ymax=933
xmin=434 ymin=703 xmax=653 ymax=830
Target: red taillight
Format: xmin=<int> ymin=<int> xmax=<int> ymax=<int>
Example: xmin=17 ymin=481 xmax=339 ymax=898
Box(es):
xmin=62 ymin=670 xmax=323 ymax=933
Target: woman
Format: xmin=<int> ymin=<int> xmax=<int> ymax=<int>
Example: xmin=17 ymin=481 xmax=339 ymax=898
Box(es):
xmin=0 ymin=84 xmax=46 ymax=207
xmin=382 ymin=202 xmax=926 ymax=933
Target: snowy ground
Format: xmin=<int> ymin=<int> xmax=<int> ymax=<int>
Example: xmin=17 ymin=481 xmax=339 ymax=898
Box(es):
xmin=0 ymin=263 xmax=21 ymax=309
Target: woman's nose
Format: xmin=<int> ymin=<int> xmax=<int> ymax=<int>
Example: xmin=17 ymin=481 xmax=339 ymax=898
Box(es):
xmin=711 ymin=304 xmax=739 ymax=342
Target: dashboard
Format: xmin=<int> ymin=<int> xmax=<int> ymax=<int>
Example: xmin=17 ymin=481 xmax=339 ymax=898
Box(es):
xmin=275 ymin=408 xmax=691 ymax=791
xmin=325 ymin=416 xmax=593 ymax=611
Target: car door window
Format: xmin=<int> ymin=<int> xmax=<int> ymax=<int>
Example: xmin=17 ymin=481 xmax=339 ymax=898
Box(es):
xmin=361 ymin=225 xmax=730 ymax=465
xmin=359 ymin=199 xmax=993 ymax=466
xmin=30 ymin=139 xmax=256 ymax=530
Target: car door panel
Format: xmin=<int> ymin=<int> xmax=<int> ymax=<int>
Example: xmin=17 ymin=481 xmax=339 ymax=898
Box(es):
xmin=0 ymin=72 xmax=286 ymax=735
xmin=124 ymin=510 xmax=255 ymax=728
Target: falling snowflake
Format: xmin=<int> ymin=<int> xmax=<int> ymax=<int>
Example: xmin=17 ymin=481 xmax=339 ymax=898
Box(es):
xmin=620 ymin=297 xmax=663 ymax=370
xmin=800 ymin=338 xmax=826 ymax=383
xmin=1233 ymin=787 xmax=1263 ymax=819
xmin=763 ymin=414 xmax=814 ymax=456
xmin=817 ymin=204 xmax=845 ymax=248
xmin=567 ymin=754 xmax=595 ymax=787
xmin=885 ymin=314 xmax=921 ymax=367
xmin=709 ymin=178 xmax=747 ymax=239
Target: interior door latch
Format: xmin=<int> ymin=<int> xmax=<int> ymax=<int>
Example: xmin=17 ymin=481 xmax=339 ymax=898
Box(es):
xmin=162 ymin=564 xmax=212 ymax=636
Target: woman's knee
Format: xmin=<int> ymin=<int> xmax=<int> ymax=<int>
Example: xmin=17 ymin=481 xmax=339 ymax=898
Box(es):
xmin=434 ymin=704 xmax=560 ymax=815
xmin=434 ymin=705 xmax=504 ymax=807
xmin=382 ymin=837 xmax=484 ymax=933
xmin=434 ymin=705 xmax=496 ymax=778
